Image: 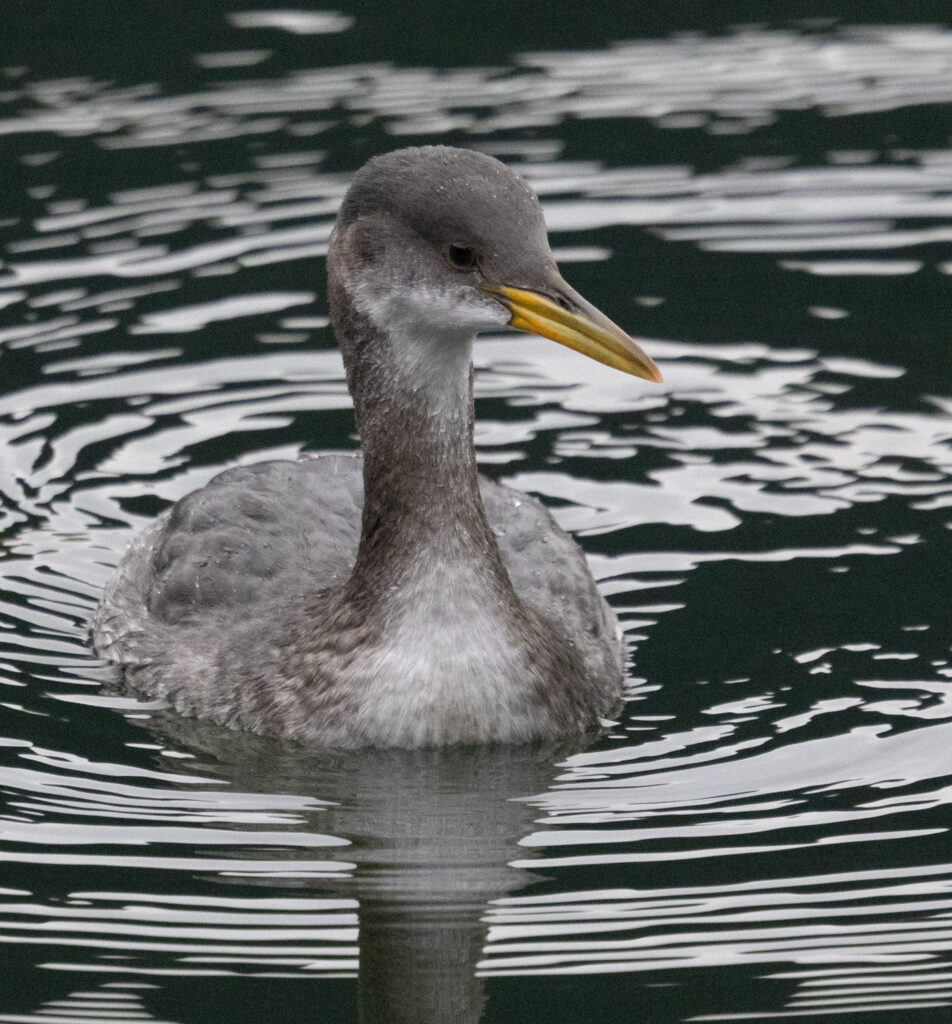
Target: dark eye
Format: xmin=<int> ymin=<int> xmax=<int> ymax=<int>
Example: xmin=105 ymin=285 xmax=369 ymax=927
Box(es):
xmin=445 ymin=243 xmax=478 ymax=270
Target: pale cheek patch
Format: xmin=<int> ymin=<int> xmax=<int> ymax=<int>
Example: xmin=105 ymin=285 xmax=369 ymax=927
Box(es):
xmin=347 ymin=279 xmax=511 ymax=412
xmin=350 ymin=278 xmax=510 ymax=339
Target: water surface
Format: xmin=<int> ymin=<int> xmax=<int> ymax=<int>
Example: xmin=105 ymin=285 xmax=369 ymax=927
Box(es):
xmin=1 ymin=7 xmax=951 ymax=1023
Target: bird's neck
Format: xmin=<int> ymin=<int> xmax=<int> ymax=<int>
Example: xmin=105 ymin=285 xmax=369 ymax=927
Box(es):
xmin=355 ymin=347 xmax=490 ymax=572
xmin=330 ymin=281 xmax=515 ymax=605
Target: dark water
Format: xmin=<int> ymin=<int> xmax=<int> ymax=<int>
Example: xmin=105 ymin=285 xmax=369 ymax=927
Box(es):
xmin=2 ymin=3 xmax=952 ymax=1022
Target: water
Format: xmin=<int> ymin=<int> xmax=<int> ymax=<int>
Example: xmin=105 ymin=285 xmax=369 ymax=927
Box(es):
xmin=2 ymin=5 xmax=952 ymax=1021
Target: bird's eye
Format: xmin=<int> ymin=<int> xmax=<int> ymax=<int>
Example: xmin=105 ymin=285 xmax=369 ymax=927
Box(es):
xmin=445 ymin=243 xmax=478 ymax=270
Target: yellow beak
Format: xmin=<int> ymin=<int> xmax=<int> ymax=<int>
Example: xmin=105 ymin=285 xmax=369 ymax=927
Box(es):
xmin=484 ymin=282 xmax=663 ymax=383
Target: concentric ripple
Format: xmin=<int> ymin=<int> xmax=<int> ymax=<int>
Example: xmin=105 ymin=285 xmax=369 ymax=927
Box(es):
xmin=1 ymin=11 xmax=951 ymax=1024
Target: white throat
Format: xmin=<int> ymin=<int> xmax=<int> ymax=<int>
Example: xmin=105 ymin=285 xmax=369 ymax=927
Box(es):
xmin=348 ymin=276 xmax=508 ymax=407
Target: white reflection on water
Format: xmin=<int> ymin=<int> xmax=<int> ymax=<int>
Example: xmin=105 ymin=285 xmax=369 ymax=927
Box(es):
xmin=522 ymin=27 xmax=952 ymax=124
xmin=478 ymin=710 xmax=952 ymax=1014
xmin=228 ymin=10 xmax=354 ymax=35
xmin=482 ymin=865 xmax=952 ymax=1018
xmin=2 ymin=334 xmax=950 ymax=570
xmin=5 ymin=156 xmax=952 ymax=285
xmin=1 ymin=16 xmax=951 ymax=1022
xmin=1 ymin=312 xmax=949 ymax=1010
xmin=3 ymin=24 xmax=952 ymax=304
xmin=520 ymin=723 xmax=952 ymax=858
xmin=0 ymin=988 xmax=183 ymax=1024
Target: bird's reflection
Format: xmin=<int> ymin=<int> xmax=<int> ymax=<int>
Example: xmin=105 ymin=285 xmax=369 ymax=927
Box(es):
xmin=145 ymin=713 xmax=584 ymax=1023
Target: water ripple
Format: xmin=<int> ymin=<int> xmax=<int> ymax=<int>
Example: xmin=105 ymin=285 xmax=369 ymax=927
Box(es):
xmin=1 ymin=14 xmax=951 ymax=1022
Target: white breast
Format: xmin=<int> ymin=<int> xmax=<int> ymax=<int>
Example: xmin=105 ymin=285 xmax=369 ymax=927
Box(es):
xmin=348 ymin=557 xmax=538 ymax=746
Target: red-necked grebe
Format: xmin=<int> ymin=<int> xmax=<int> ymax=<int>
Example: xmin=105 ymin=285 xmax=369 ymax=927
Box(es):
xmin=93 ymin=146 xmax=662 ymax=747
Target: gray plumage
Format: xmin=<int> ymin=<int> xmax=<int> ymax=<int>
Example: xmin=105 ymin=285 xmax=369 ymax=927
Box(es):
xmin=93 ymin=146 xmax=632 ymax=748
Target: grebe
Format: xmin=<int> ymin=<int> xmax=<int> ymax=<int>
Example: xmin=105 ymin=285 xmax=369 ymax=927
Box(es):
xmin=93 ymin=146 xmax=661 ymax=747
